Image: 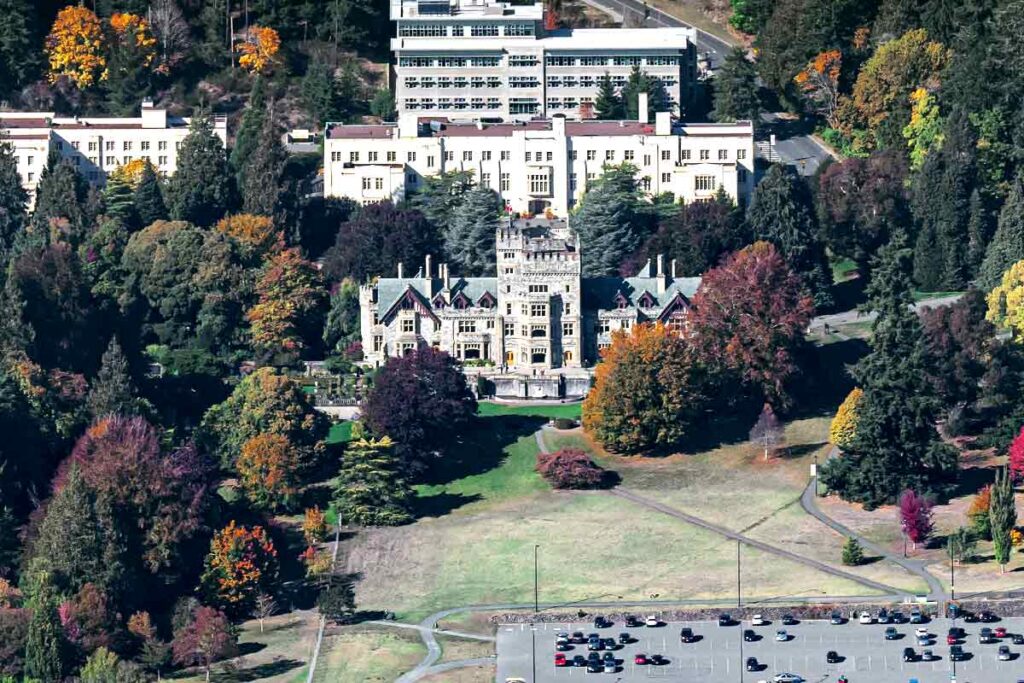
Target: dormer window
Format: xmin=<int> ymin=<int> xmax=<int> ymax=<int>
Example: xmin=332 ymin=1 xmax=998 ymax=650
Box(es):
xmin=477 ymin=291 xmax=496 ymax=309
xmin=452 ymin=292 xmax=471 ymax=309
xmin=638 ymin=292 xmax=656 ymax=308
xmin=432 ymin=294 xmax=447 ymax=309
xmin=613 ymin=292 xmax=629 ymax=310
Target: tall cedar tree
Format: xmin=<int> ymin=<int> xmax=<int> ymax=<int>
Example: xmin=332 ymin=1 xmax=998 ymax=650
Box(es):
xmin=911 ymin=109 xmax=978 ymax=290
xmin=690 ymin=241 xmax=814 ymax=406
xmin=411 ymin=169 xmax=475 ymax=233
xmin=0 ymin=141 xmax=29 ymax=258
xmin=746 ymin=164 xmax=833 ymax=309
xmin=167 ymin=113 xmax=231 ymax=227
xmin=621 ymin=66 xmax=671 ymax=120
xmin=979 ymin=175 xmax=1024 ymax=290
xmin=323 ymin=279 xmax=361 ymax=353
xmin=333 ymin=436 xmax=413 ymax=525
xmin=133 ymin=161 xmax=166 ymax=226
xmin=241 ymin=115 xmax=288 ymax=219
xmin=102 ymin=174 xmax=139 ymax=231
xmin=361 ymin=348 xmax=477 ymax=471
xmin=24 ymin=578 xmax=68 ymax=682
xmin=444 ymin=186 xmax=502 ymax=276
xmin=0 ymin=0 xmax=38 ymax=101
xmin=582 ymin=324 xmax=712 ymax=454
xmin=86 ymin=337 xmax=143 ymax=420
xmin=573 ymin=164 xmax=642 ymax=277
xmin=819 ymin=233 xmax=959 ymax=508
xmin=29 ymin=152 xmax=88 ymax=249
xmin=322 ymin=202 xmax=441 ymax=283
xmin=711 ymin=48 xmax=761 ymax=123
xmin=594 ymin=72 xmax=624 ymax=120
xmin=230 ymin=77 xmax=268 ymax=186
xmin=989 ymin=466 xmax=1017 ymax=571
xmin=301 ymin=57 xmax=341 ymax=127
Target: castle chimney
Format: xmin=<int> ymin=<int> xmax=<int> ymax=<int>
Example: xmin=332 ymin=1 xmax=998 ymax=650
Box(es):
xmin=398 ymin=262 xmax=404 ymax=278
xmin=443 ymin=263 xmax=450 ymax=289
xmin=425 ymin=254 xmax=432 ymax=279
xmin=670 ymin=259 xmax=677 ymax=278
xmin=637 ymin=92 xmax=649 ymax=124
xmin=656 ymin=254 xmax=664 ymax=277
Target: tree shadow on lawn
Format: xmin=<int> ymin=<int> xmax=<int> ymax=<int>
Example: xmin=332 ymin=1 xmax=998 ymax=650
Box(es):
xmin=776 ymin=442 xmax=828 ymax=459
xmin=211 ymin=658 xmax=304 ymax=682
xmin=951 ymin=464 xmax=999 ymax=499
xmin=790 ymin=338 xmax=870 ymax=419
xmin=413 ymin=491 xmax=483 ymax=518
xmin=418 ymin=415 xmax=548 ymax=486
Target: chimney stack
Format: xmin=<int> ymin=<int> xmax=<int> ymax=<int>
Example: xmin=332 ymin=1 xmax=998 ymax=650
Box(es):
xmin=398 ymin=262 xmax=404 ymax=278
xmin=656 ymin=254 xmax=664 ymax=277
xmin=670 ymin=259 xmax=677 ymax=278
xmin=443 ymin=263 xmax=450 ymax=289
xmin=425 ymin=254 xmax=432 ymax=279
xmin=637 ymin=92 xmax=649 ymax=124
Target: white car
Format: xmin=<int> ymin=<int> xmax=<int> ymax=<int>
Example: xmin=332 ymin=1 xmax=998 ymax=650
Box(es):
xmin=645 ymin=615 xmax=659 ymax=627
xmin=773 ymin=674 xmax=803 ymax=683
xmin=858 ymin=611 xmax=873 ymax=624
xmin=915 ymin=627 xmax=930 ymax=638
xmin=752 ymin=614 xmax=767 ymax=626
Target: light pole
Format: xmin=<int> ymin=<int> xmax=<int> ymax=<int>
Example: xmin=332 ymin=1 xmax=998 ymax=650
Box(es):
xmin=534 ymin=544 xmax=540 ymax=613
xmin=736 ymin=540 xmax=742 ymax=608
xmin=812 ymin=454 xmax=818 ymax=497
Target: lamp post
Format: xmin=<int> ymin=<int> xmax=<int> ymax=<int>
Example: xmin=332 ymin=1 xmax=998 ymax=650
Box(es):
xmin=736 ymin=540 xmax=742 ymax=609
xmin=812 ymin=454 xmax=818 ymax=497
xmin=534 ymin=544 xmax=540 ymax=613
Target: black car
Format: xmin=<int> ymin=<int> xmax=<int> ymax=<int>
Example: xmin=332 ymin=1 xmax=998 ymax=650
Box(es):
xmin=980 ymin=611 xmax=999 ymax=623
xmin=781 ymin=615 xmax=798 ymax=626
xmin=743 ymin=629 xmax=757 ymax=642
xmin=600 ymin=638 xmax=617 ymax=650
xmin=718 ymin=613 xmax=732 ymax=626
xmin=1013 ymin=633 xmax=1024 ymax=645
xmin=878 ymin=608 xmax=890 ymax=624
xmin=617 ymin=632 xmax=631 ymax=645
xmin=625 ymin=615 xmax=642 ymax=628
xmin=594 ymin=616 xmax=611 ymax=629
xmin=649 ymin=654 xmax=667 ymax=666
xmin=556 ymin=642 xmax=570 ymax=651
xmin=950 ymin=645 xmax=966 ymax=661
xmin=571 ymin=631 xmax=586 ymax=644
xmin=602 ymin=651 xmax=615 ymax=661
xmin=680 ymin=627 xmax=697 ymax=643
xmin=830 ymin=611 xmax=843 ymax=625
xmin=587 ymin=636 xmax=601 ymax=651
xmin=572 ymin=655 xmax=587 ymax=667
xmin=890 ymin=611 xmax=905 ymax=624
xmin=902 ymin=647 xmax=917 ymax=662
xmin=980 ymin=627 xmax=995 ymax=644
xmin=746 ymin=657 xmax=759 ymax=671
xmin=586 ymin=661 xmax=602 ymax=673
xmin=885 ymin=627 xmax=899 ymax=640
xmin=826 ymin=650 xmax=841 ymax=663
xmin=963 ymin=611 xmax=979 ymax=623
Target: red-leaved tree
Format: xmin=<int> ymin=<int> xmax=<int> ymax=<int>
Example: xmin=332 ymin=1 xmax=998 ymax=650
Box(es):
xmin=898 ymin=489 xmax=934 ymax=550
xmin=690 ymin=241 xmax=814 ymax=406
xmin=171 ymin=606 xmax=237 ymax=682
xmin=1009 ymin=425 xmax=1024 ymax=484
xmin=536 ymin=449 xmax=606 ymax=489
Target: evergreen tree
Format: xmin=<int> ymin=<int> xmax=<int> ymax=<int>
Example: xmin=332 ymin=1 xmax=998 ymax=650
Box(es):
xmin=621 ymin=66 xmax=672 ymax=120
xmin=301 ymin=57 xmax=341 ymax=127
xmin=712 ymin=47 xmax=761 ymax=123
xmin=168 ymin=113 xmax=232 ymax=227
xmin=0 ymin=0 xmax=38 ymax=102
xmin=101 ymin=174 xmax=138 ymax=230
xmin=24 ymin=578 xmax=68 ymax=683
xmin=241 ymin=115 xmax=286 ymax=218
xmin=444 ymin=186 xmax=502 ymax=276
xmin=989 ymin=466 xmax=1017 ymax=572
xmin=323 ymin=279 xmax=361 ymax=353
xmin=979 ymin=175 xmax=1024 ymax=291
xmin=133 ymin=161 xmax=166 ymax=227
xmin=841 ymin=537 xmax=865 ymax=566
xmin=230 ymin=77 xmax=268 ymax=187
xmin=572 ymin=166 xmax=641 ymax=276
xmin=369 ymin=88 xmax=396 ymax=120
xmin=0 ymin=141 xmax=28 ymax=257
xmin=819 ymin=232 xmax=958 ymax=508
xmin=594 ymin=72 xmax=624 ymax=120
xmin=966 ymin=188 xmax=991 ymax=276
xmin=333 ymin=436 xmax=413 ymax=526
xmin=87 ymin=337 xmax=142 ymax=420
xmin=30 ymin=152 xmax=88 ymax=247
xmin=746 ymin=164 xmax=833 ymax=308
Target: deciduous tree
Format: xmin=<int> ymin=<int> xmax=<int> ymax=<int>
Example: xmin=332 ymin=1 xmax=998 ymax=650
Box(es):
xmin=214 ymin=214 xmax=281 ymax=263
xmin=237 ymin=433 xmax=302 ymax=511
xmin=985 ymin=259 xmax=1024 ymax=338
xmin=200 ymin=522 xmax=278 ymax=615
xmin=316 ymin=575 xmax=356 ymax=624
xmin=898 ymin=489 xmax=934 ymax=549
xmin=920 ymin=290 xmax=993 ymax=410
xmin=967 ymin=485 xmax=992 ymax=540
xmin=902 ymin=88 xmax=943 ymax=170
xmin=536 ymin=448 xmax=607 ymax=489
xmin=749 ymin=403 xmax=784 ymax=460
xmin=171 ymin=606 xmax=237 ymax=682
xmin=794 ymin=50 xmax=842 ymax=128
xmin=830 ymin=387 xmax=863 ymax=449
xmin=333 ymin=436 xmax=413 ymax=525
xmin=105 ymin=12 xmax=157 ymax=115
xmin=236 ymin=26 xmax=280 ymax=75
xmin=246 ymin=248 xmax=327 ymax=360
xmin=1010 ymin=426 xmax=1024 ymax=484
xmin=322 ymin=202 xmax=441 ymax=283
xmin=45 ymin=6 xmax=106 ymax=89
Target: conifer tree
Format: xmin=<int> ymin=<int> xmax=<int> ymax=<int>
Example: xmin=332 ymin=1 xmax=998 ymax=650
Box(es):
xmin=301 ymin=58 xmax=341 ymax=127
xmin=979 ymin=176 xmax=1024 ymax=291
xmin=594 ymin=72 xmax=624 ymax=120
xmin=573 ymin=165 xmax=642 ymax=277
xmin=102 ymin=174 xmax=139 ymax=230
xmin=231 ymin=76 xmax=268 ymax=187
xmin=323 ymin=280 xmax=361 ymax=353
xmin=746 ymin=164 xmax=832 ymax=308
xmin=0 ymin=141 xmax=28 ymax=257
xmin=712 ymin=47 xmax=761 ymax=123
xmin=621 ymin=66 xmax=671 ymax=119
xmin=87 ymin=337 xmax=142 ymax=420
xmin=966 ymin=188 xmax=991 ymax=276
xmin=167 ymin=112 xmax=231 ymax=227
xmin=24 ymin=577 xmax=68 ymax=682
xmin=133 ymin=161 xmax=166 ymax=227
xmin=30 ymin=151 xmax=88 ymax=246
xmin=0 ymin=0 xmax=38 ymax=102
xmin=841 ymin=537 xmax=865 ymax=566
xmin=333 ymin=436 xmax=413 ymax=526
xmin=989 ymin=466 xmax=1017 ymax=572
xmin=820 ymin=232 xmax=958 ymax=508
xmin=444 ymin=186 xmax=502 ymax=276
xmin=241 ymin=115 xmax=286 ymax=218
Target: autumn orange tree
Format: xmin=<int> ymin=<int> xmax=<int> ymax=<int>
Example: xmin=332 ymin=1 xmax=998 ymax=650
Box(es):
xmin=215 ymin=213 xmax=282 ymax=262
xmin=200 ymin=521 xmax=279 ymax=615
xmin=46 ymin=6 xmax=107 ymax=88
xmin=582 ymin=323 xmax=712 ymax=454
xmin=967 ymin=485 xmax=992 ymax=540
xmin=303 ymin=506 xmax=328 ymax=545
xmin=794 ymin=50 xmax=842 ymax=129
xmin=108 ymin=12 xmax=156 ymax=68
xmin=247 ymin=248 xmax=328 ymax=360
xmin=236 ymin=26 xmax=280 ymax=74
xmin=237 ymin=433 xmax=303 ymax=511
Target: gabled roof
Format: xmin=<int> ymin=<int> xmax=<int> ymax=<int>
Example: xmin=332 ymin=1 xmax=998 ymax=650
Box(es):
xmin=581 ymin=275 xmax=701 ymax=314
xmin=378 ymin=284 xmax=440 ymax=325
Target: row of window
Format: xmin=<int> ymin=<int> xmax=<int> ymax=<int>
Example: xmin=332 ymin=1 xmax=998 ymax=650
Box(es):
xmin=403 ymin=77 xmax=503 ymax=88
xmin=397 ymin=22 xmax=535 ymax=37
xmin=55 ymin=139 xmax=175 ymax=152
xmin=334 ymin=146 xmax=749 ymax=167
xmin=546 ymin=55 xmax=680 ymax=67
xmin=399 ymin=56 xmax=502 ymax=67
xmin=403 ymin=97 xmax=503 ymax=110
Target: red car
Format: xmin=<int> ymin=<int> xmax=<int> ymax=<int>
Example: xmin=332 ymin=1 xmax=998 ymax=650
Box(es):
xmin=995 ymin=627 xmax=1008 ymax=638
xmin=555 ymin=653 xmax=567 ymax=667
xmin=634 ymin=653 xmax=649 ymax=665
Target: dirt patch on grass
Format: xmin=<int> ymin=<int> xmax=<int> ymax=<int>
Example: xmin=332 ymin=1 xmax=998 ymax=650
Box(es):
xmin=436 ymin=635 xmax=495 ymax=663
xmin=421 ymin=664 xmax=496 ymax=682
xmin=314 ymin=625 xmax=425 ymax=683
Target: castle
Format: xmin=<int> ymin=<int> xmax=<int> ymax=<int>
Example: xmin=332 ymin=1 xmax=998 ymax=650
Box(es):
xmin=359 ymin=218 xmax=700 ymax=398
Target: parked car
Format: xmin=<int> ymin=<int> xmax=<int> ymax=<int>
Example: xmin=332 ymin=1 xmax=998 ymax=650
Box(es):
xmin=587 ymin=660 xmax=602 ymax=673
xmin=921 ymin=649 xmax=935 ymax=661
xmin=556 ymin=631 xmax=569 ymax=643
xmin=587 ymin=636 xmax=601 ymax=651
xmin=600 ymin=638 xmax=617 ymax=651
xmin=1012 ymin=633 xmax=1024 ymax=645
xmin=781 ymin=614 xmax=798 ymax=626
xmin=878 ymin=608 xmax=890 ymax=624
xmin=773 ymin=673 xmax=803 ymax=683
xmin=746 ymin=657 xmax=759 ymax=671
xmin=644 ymin=615 xmax=659 ymax=627
xmin=594 ymin=616 xmax=610 ymax=629
xmin=826 ymin=650 xmax=840 ymax=663
xmin=603 ymin=660 xmax=616 ymax=673
xmin=884 ymin=627 xmax=899 ymax=640
xmin=680 ymin=627 xmax=696 ymax=643
xmin=752 ymin=614 xmax=768 ymax=626
xmin=859 ymin=611 xmax=873 ymax=624
xmin=555 ymin=653 xmax=568 ymax=667
xmin=947 ymin=631 xmax=959 ymax=645
xmin=572 ymin=654 xmax=586 ymax=667
xmin=963 ymin=610 xmax=979 ymax=622
xmin=830 ymin=611 xmax=843 ymax=625
xmin=601 ymin=652 xmax=615 ymax=662
xmin=915 ymin=627 xmax=929 ymax=638
xmin=649 ymin=654 xmax=667 ymax=665
xmin=909 ymin=609 xmax=924 ymax=624
xmin=571 ymin=631 xmax=586 ymax=644
xmin=617 ymin=632 xmax=631 ymax=645
xmin=998 ymin=645 xmax=1012 ymax=661
xmin=718 ymin=613 xmax=732 ymax=626
xmin=556 ymin=641 xmax=571 ymax=651
xmin=980 ymin=627 xmax=995 ymax=644
xmin=634 ymin=653 xmax=648 ymax=665
xmin=891 ymin=610 xmax=905 ymax=623
xmin=744 ymin=629 xmax=757 ymax=642
xmin=775 ymin=630 xmax=789 ymax=642
xmin=980 ymin=611 xmax=999 ymax=623
xmin=950 ymin=645 xmax=967 ymax=661
xmin=902 ymin=647 xmax=917 ymax=662
xmin=625 ymin=615 xmax=642 ymax=628
xmin=995 ymin=626 xmax=1008 ymax=638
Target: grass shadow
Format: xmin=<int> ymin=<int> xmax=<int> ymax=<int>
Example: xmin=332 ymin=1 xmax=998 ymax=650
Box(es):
xmin=952 ymin=464 xmax=999 ymax=499
xmin=791 ymin=338 xmax=870 ymax=418
xmin=236 ymin=642 xmax=267 ymax=657
xmin=211 ymin=659 xmax=304 ymax=682
xmin=419 ymin=415 xmax=547 ymax=486
xmin=414 ymin=491 xmax=484 ymax=518
xmin=777 ymin=442 xmax=827 ymax=459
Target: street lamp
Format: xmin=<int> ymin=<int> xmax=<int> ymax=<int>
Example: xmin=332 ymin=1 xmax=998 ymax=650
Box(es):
xmin=534 ymin=544 xmax=540 ymax=613
xmin=736 ymin=540 xmax=742 ymax=608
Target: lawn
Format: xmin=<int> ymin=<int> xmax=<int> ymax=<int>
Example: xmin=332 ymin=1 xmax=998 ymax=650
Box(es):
xmin=477 ymin=401 xmax=583 ymax=419
xmin=421 ymin=665 xmax=496 ymax=682
xmin=313 ymin=625 xmax=425 ymax=683
xmin=326 ymin=420 xmax=353 ymax=444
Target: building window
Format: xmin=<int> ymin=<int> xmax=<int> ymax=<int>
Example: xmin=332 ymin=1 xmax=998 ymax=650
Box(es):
xmin=506 ymin=303 xmax=513 ymax=315
xmin=562 ymin=322 xmax=575 ymax=336
xmin=624 ymin=150 xmax=634 ymax=161
xmin=528 ymin=284 xmax=548 ymax=293
xmin=564 ymin=303 xmax=571 ymax=315
xmin=586 ymin=150 xmax=596 ymax=161
xmin=481 ymin=172 xmax=491 ymax=187
xmin=158 ymin=155 xmax=168 ymax=165
xmin=141 ymin=141 xmax=150 ymax=151
xmin=700 ymin=149 xmax=709 ymax=160
xmin=368 ymin=151 xmax=378 ymax=162
xmin=350 ymin=151 xmax=359 ymax=162
xmin=123 ymin=141 xmax=132 ymax=151
xmin=695 ymin=175 xmax=716 ymax=191
xmin=598 ymin=319 xmax=610 ymax=334
xmin=408 ymin=151 xmax=417 ymax=162
xmin=530 ymin=303 xmax=547 ymax=317
xmin=482 ymin=150 xmax=491 ymax=161
xmin=375 ymin=178 xmax=384 ymax=190
xmin=500 ymin=173 xmax=510 ymax=191
xmin=401 ymin=317 xmax=416 ymax=333
xmin=528 ymin=173 xmax=549 ymax=195
xmin=546 ymin=151 xmax=553 ymax=161
xmin=105 ymin=141 xmax=114 ymax=151
xmin=87 ymin=142 xmax=97 ymax=152
xmin=106 ymin=156 xmax=115 ymax=165
xmin=458 ymin=320 xmax=476 ymax=333
xmin=158 ymin=141 xmax=167 ymax=151
xmin=471 ymin=23 xmax=499 ymax=36
xmin=682 ymin=149 xmax=691 ymax=160
xmin=661 ymin=172 xmax=671 ymax=183
xmin=373 ymin=335 xmax=383 ymax=352
xmin=122 ymin=156 xmax=130 ymax=164
xmin=718 ymin=149 xmax=728 ymax=160
xmin=362 ymin=178 xmax=372 ymax=190
xmin=570 ymin=173 xmax=577 ymax=191
xmin=504 ymin=323 xmax=515 ymax=337
xmin=661 ymin=150 xmax=671 ymax=160
xmin=738 ymin=168 xmax=747 ymax=182
xmin=501 ymin=151 xmax=510 ymax=161
xmin=387 ymin=151 xmax=396 ymax=162
xmin=605 ymin=150 xmax=614 ymax=161
xmin=427 ymin=155 xmax=435 ymax=167
xmin=531 ymin=349 xmax=547 ymax=363
xmin=525 ymin=151 xmax=531 ymax=162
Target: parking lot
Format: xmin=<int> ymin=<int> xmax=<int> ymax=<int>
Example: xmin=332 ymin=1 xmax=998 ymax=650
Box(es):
xmin=496 ymin=614 xmax=1024 ymax=682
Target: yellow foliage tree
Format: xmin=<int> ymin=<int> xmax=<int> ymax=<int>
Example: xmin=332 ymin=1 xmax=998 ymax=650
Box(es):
xmin=985 ymin=259 xmax=1024 ymax=338
xmin=237 ymin=26 xmax=280 ymax=74
xmin=108 ymin=158 xmax=156 ymax=189
xmin=903 ymin=88 xmax=944 ymax=170
xmin=46 ymin=6 xmax=107 ymax=88
xmin=794 ymin=50 xmax=842 ymax=129
xmin=237 ymin=433 xmax=302 ymax=511
xmin=109 ymin=12 xmax=156 ymax=67
xmin=829 ymin=387 xmax=863 ymax=449
xmin=214 ymin=213 xmax=282 ymax=260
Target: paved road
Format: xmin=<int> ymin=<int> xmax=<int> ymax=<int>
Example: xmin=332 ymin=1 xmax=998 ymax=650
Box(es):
xmin=580 ymin=0 xmax=734 ymax=59
xmin=809 ymin=294 xmax=964 ymax=331
xmin=498 ymin=616 xmax=1024 ymax=682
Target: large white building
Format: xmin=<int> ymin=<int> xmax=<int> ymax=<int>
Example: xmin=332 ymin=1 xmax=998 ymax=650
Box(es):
xmin=0 ymin=100 xmax=228 ymax=206
xmin=324 ymin=107 xmax=754 ymax=215
xmin=391 ymin=0 xmax=697 ymax=121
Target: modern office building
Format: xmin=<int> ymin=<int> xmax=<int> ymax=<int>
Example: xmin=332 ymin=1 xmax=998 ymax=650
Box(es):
xmin=0 ymin=100 xmax=228 ymax=206
xmin=324 ymin=105 xmax=755 ymax=215
xmin=390 ymin=0 xmax=697 ymax=121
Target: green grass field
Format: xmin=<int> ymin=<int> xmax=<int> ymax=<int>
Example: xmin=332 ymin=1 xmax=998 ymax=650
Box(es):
xmin=477 ymin=401 xmax=583 ymax=419
xmin=326 ymin=420 xmax=353 ymax=444
xmin=313 ymin=626 xmax=425 ymax=683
